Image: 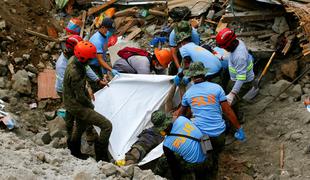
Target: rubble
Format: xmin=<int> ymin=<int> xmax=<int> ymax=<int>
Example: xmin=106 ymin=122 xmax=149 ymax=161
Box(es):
xmin=12 ymin=70 xmax=32 ymax=95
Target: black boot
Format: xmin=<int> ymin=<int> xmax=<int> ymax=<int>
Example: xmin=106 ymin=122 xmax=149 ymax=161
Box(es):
xmin=68 ymin=139 xmax=90 ymax=160
xmin=95 ymin=141 xmax=109 ymax=162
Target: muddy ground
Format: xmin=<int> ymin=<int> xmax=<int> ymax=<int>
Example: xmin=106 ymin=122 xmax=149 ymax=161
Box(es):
xmin=0 ymin=0 xmax=310 ymax=180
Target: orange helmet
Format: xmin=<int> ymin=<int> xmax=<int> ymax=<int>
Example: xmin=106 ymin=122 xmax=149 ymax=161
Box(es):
xmin=104 ymin=8 xmax=116 ymax=18
xmin=74 ymin=41 xmax=97 ymax=63
xmin=154 ymin=48 xmax=172 ymax=68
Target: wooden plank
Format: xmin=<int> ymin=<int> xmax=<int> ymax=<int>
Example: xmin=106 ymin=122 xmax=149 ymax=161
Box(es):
xmin=222 ymin=11 xmax=284 ymax=23
xmin=87 ymin=0 xmax=117 ymax=16
xmin=215 ymin=19 xmax=227 ymax=33
xmin=205 ymin=19 xmax=217 ymax=25
xmin=80 ymin=11 xmax=87 ymax=38
xmin=258 ymin=33 xmax=277 ymax=39
xmin=149 ymin=9 xmax=167 ymax=17
xmin=25 ymin=29 xmax=58 ymax=42
xmin=124 ymin=28 xmax=142 ymax=41
xmin=236 ymin=30 xmax=274 ymax=37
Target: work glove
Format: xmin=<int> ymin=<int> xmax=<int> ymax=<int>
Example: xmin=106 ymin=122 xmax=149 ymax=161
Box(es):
xmin=178 ymin=67 xmax=183 ymax=74
xmin=111 ymin=69 xmax=120 ymax=77
xmin=174 ymin=75 xmax=181 ymax=86
xmin=182 ymin=76 xmax=190 ymax=86
xmin=226 ymin=92 xmax=236 ymax=105
xmin=234 ymin=127 xmax=246 ymax=141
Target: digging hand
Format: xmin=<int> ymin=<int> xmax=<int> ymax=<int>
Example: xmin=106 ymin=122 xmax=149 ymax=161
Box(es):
xmin=234 ymin=127 xmax=246 ymax=141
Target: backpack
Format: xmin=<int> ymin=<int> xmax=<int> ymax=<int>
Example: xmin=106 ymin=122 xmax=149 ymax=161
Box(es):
xmin=117 ymin=47 xmax=150 ymax=60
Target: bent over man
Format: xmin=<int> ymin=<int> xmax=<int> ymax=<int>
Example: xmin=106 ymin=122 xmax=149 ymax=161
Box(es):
xmin=63 ymin=41 xmax=112 ymax=161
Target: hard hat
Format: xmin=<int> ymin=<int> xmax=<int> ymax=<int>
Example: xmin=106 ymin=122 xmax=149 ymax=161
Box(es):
xmin=185 ymin=61 xmax=208 ymax=77
xmin=304 ymin=97 xmax=310 ymax=112
xmin=154 ymin=48 xmax=172 ymax=68
xmin=74 ymin=41 xmax=97 ymax=63
xmin=65 ymin=18 xmax=82 ymax=35
xmin=65 ymin=35 xmax=83 ymax=51
xmin=101 ymin=17 xmax=115 ymax=32
xmin=151 ymin=110 xmax=172 ymax=132
xmin=175 ymin=20 xmax=191 ymax=44
xmin=104 ymin=8 xmax=116 ymax=18
xmin=216 ymin=28 xmax=237 ymax=49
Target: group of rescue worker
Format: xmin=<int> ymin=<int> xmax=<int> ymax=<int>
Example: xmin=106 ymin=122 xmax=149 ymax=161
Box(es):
xmin=55 ymin=14 xmax=256 ymax=179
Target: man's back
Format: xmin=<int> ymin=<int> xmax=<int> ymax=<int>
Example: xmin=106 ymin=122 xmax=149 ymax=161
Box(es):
xmin=182 ymin=81 xmax=226 ymax=137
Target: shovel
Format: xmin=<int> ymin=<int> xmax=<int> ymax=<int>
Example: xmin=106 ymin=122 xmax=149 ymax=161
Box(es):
xmin=243 ymin=51 xmax=276 ymax=101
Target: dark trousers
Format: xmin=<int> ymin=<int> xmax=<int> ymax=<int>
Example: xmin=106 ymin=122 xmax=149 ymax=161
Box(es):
xmin=209 ymin=132 xmax=226 ymax=179
xmin=163 ymin=146 xmax=212 ymax=180
xmin=66 ymin=107 xmax=112 ymax=161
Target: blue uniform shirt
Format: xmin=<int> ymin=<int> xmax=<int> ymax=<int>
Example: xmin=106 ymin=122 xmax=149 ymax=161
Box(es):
xmin=164 ymin=116 xmax=206 ymax=163
xmin=89 ymin=31 xmax=109 ymax=66
xmin=169 ymin=29 xmax=200 ymax=47
xmin=179 ymin=42 xmax=222 ymax=75
xmin=182 ymin=82 xmax=227 ymax=137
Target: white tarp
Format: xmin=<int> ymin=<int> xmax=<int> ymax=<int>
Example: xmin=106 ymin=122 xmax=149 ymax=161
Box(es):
xmin=93 ymin=73 xmax=174 ymax=162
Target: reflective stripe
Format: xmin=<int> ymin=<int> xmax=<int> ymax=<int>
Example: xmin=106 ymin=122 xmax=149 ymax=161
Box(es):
xmin=236 ymin=74 xmax=246 ymax=80
xmin=56 ymin=74 xmax=62 ymax=80
xmin=228 ymin=61 xmax=253 ymax=74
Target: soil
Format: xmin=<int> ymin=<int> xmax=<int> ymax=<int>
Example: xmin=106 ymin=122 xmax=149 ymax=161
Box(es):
xmin=1 ymin=0 xmax=310 ymax=180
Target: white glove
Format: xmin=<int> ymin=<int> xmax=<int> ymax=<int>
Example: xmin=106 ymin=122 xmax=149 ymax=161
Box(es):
xmin=226 ymin=92 xmax=236 ymax=105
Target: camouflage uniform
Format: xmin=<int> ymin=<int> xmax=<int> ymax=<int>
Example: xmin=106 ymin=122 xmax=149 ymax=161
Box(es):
xmin=125 ymin=111 xmax=171 ymax=165
xmin=63 ymin=56 xmax=112 ymax=161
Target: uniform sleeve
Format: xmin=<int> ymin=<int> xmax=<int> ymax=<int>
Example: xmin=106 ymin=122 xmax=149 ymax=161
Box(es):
xmin=169 ymin=30 xmax=177 ymax=47
xmin=191 ymin=29 xmax=200 ymax=45
xmin=93 ymin=39 xmax=104 ymax=54
xmin=218 ymin=86 xmax=227 ymax=102
xmin=179 ymin=46 xmax=189 ymax=58
xmin=231 ymin=53 xmax=248 ymax=93
xmin=181 ymin=93 xmax=190 ymax=107
xmin=71 ymin=73 xmax=94 ymax=109
xmin=85 ymin=65 xmax=99 ymax=81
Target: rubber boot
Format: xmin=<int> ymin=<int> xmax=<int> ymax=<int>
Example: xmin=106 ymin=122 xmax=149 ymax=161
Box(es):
xmin=95 ymin=141 xmax=109 ymax=162
xmin=67 ymin=139 xmax=90 ymax=160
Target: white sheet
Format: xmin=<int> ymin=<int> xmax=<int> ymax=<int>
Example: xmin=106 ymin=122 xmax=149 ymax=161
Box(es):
xmin=93 ymin=73 xmax=174 ymax=161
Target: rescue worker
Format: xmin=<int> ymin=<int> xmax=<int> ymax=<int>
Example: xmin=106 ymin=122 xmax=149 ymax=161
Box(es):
xmin=89 ymin=18 xmax=119 ymax=91
xmin=124 ymin=110 xmax=169 ymax=165
xmin=173 ymin=21 xmax=223 ymax=86
xmin=179 ymin=61 xmax=246 ymax=178
xmin=63 ymin=41 xmax=112 ymax=161
xmin=113 ymin=48 xmax=172 ymax=74
xmin=216 ymin=28 xmax=255 ymax=105
xmin=169 ymin=20 xmax=200 ymax=75
xmin=163 ymin=115 xmax=211 ymax=180
xmin=305 ymin=97 xmax=310 ymax=112
xmin=55 ymin=35 xmax=106 ymax=97
xmin=65 ymin=18 xmax=82 ymax=35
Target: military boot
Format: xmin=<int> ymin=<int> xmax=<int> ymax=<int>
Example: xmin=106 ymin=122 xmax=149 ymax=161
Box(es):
xmin=67 ymin=139 xmax=90 ymax=160
xmin=95 ymin=141 xmax=109 ymax=162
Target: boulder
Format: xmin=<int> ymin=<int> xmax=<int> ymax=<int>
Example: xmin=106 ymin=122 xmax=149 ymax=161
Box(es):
xmin=74 ymin=172 xmax=92 ymax=180
xmin=12 ymin=70 xmax=32 ymax=95
xmin=101 ymin=163 xmax=118 ymax=176
xmin=280 ymin=60 xmax=298 ymax=80
xmin=22 ymin=54 xmax=31 ymax=60
xmin=268 ymin=80 xmax=291 ymax=97
xmin=41 ymin=132 xmax=52 ymax=144
xmin=47 ymin=116 xmax=66 ymax=135
xmin=288 ymin=84 xmax=302 ymax=98
xmin=25 ymin=64 xmax=38 ymax=74
xmin=14 ymin=57 xmax=23 ymax=64
xmin=272 ymin=17 xmax=289 ymax=34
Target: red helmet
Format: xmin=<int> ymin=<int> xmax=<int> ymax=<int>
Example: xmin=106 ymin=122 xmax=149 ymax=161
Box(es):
xmin=216 ymin=28 xmax=237 ymax=49
xmin=66 ymin=35 xmax=83 ymax=51
xmin=74 ymin=41 xmax=97 ymax=63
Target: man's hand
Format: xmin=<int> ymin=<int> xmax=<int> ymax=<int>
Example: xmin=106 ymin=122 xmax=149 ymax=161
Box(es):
xmin=174 ymin=75 xmax=181 ymax=86
xmin=111 ymin=69 xmax=120 ymax=77
xmin=88 ymin=87 xmax=95 ymax=101
xmin=97 ymin=78 xmax=109 ymax=88
xmin=234 ymin=127 xmax=246 ymax=141
xmin=226 ymin=92 xmax=236 ymax=105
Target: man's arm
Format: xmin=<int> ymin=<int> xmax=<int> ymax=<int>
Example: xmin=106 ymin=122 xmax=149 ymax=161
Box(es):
xmin=97 ymin=54 xmax=113 ymax=72
xmin=86 ymin=65 xmax=100 ymax=81
xmin=71 ymin=75 xmax=94 ymax=109
xmin=220 ymin=101 xmax=240 ymax=129
xmin=171 ymin=47 xmax=180 ymax=69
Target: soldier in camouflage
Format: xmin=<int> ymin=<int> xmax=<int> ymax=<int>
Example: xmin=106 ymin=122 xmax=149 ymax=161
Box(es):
xmin=63 ymin=41 xmax=112 ymax=161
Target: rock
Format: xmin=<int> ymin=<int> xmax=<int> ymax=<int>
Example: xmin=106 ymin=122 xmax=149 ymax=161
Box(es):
xmin=42 ymin=53 xmax=49 ymax=60
xmin=288 ymin=84 xmax=302 ymax=98
xmin=45 ymin=42 xmax=56 ymax=52
xmin=0 ymin=58 xmax=9 ymax=66
xmin=101 ymin=163 xmax=118 ymax=176
xmin=25 ymin=64 xmax=38 ymax=74
xmin=22 ymin=54 xmax=31 ymax=60
xmin=41 ymin=132 xmax=52 ymax=144
xmin=0 ymin=77 xmax=7 ymax=88
xmin=12 ymin=70 xmax=32 ymax=95
xmin=44 ymin=111 xmax=56 ymax=120
xmin=27 ymin=71 xmax=37 ymax=79
xmin=50 ymin=129 xmax=66 ymax=138
xmin=280 ymin=60 xmax=298 ymax=80
xmin=290 ymin=132 xmax=303 ymax=141
xmin=37 ymin=61 xmax=45 ymax=69
xmin=303 ymin=88 xmax=310 ymax=95
xmin=121 ymin=165 xmax=134 ymax=177
xmin=278 ymin=93 xmax=289 ymax=101
xmin=14 ymin=57 xmax=23 ymax=64
xmin=133 ymin=167 xmax=163 ymax=180
xmin=36 ymin=151 xmax=46 ymax=162
xmin=0 ymin=20 xmax=6 ymax=29
xmin=47 ymin=116 xmax=66 ymax=135
xmin=268 ymin=80 xmax=291 ymax=97
xmin=272 ymin=17 xmax=289 ymax=34
xmin=0 ymin=66 xmax=8 ymax=77
xmin=38 ymin=100 xmax=47 ymax=109
xmin=235 ymin=173 xmax=254 ymax=180
xmin=10 ymin=8 xmax=17 ymax=14
xmin=74 ymin=172 xmax=92 ymax=180
xmin=51 ymin=137 xmax=67 ymax=148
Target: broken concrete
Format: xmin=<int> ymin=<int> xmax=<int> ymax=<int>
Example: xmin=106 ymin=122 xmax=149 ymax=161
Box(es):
xmin=12 ymin=70 xmax=32 ymax=95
